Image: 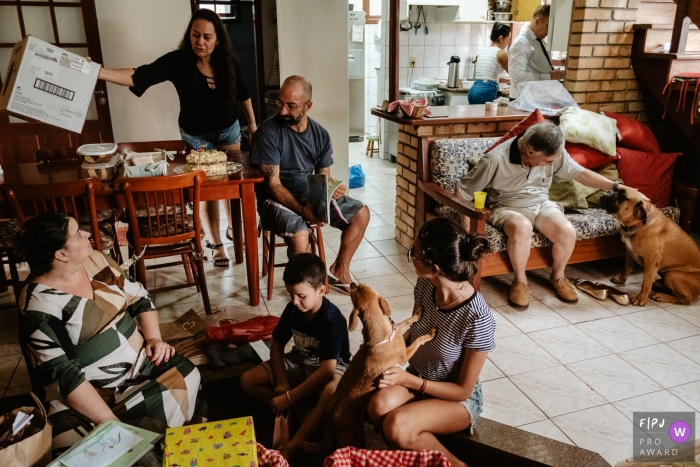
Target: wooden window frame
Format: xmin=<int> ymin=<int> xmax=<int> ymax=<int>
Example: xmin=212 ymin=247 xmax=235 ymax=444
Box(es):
xmin=364 ymin=0 xmax=380 ymax=24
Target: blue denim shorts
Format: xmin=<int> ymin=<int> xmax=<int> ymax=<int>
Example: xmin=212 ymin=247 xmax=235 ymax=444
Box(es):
xmin=179 ymin=121 xmax=241 ymax=151
xmin=467 ymin=79 xmax=499 ymax=105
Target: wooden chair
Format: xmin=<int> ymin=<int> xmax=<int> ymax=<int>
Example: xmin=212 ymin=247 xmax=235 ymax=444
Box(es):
xmin=117 ymin=140 xmax=187 ymax=154
xmin=34 ymin=147 xmax=80 ymax=163
xmin=115 ymin=171 xmax=212 ymax=314
xmin=0 ymin=220 xmax=21 ymax=306
xmin=260 ymin=224 xmax=328 ymax=300
xmin=1 ymin=178 xmax=108 ymax=300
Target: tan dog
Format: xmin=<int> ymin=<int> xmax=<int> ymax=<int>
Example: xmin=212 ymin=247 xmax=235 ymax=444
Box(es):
xmin=305 ymin=282 xmax=436 ymax=451
xmin=599 ymin=187 xmax=700 ymax=306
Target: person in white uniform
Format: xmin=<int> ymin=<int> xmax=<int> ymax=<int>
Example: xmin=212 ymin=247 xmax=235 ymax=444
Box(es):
xmin=508 ymin=4 xmax=565 ymax=100
xmin=468 ymin=23 xmax=510 ymax=105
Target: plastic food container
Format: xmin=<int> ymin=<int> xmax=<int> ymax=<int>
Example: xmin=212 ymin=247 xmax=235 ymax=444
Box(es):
xmin=76 ymin=143 xmax=117 ymax=164
xmin=81 ymin=155 xmax=118 ymax=180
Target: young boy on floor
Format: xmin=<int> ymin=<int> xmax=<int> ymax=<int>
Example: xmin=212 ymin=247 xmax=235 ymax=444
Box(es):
xmin=240 ymin=253 xmax=351 ymax=460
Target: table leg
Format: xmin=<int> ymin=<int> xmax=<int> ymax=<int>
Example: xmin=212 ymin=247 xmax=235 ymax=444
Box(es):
xmin=230 ymin=199 xmax=244 ymax=264
xmin=241 ymin=184 xmax=260 ymax=306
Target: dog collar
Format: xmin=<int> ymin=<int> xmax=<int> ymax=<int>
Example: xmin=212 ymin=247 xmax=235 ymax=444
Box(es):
xmin=369 ymin=318 xmax=396 ymax=347
xmin=620 ymin=203 xmax=656 ymax=237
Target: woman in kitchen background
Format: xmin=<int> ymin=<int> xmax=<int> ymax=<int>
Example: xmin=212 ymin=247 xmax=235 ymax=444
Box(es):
xmin=98 ymin=8 xmax=256 ymax=267
xmin=467 ymin=22 xmax=511 ymax=105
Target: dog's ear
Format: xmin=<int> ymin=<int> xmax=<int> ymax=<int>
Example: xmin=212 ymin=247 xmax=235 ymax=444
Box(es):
xmin=348 ymin=308 xmax=359 ymax=331
xmin=378 ymin=297 xmax=391 ymax=316
xmin=633 ymin=200 xmax=648 ymax=224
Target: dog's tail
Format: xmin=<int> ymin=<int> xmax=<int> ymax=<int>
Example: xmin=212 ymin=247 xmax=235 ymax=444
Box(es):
xmin=300 ymin=429 xmax=333 ymax=453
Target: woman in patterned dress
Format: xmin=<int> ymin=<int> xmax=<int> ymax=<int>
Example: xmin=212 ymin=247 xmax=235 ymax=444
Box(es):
xmin=15 ymin=212 xmax=205 ymax=457
xmin=367 ymin=218 xmax=496 ymax=467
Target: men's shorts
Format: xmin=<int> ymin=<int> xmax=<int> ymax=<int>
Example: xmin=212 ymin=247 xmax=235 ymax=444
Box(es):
xmin=259 ymin=197 xmax=365 ymax=238
xmin=261 ymin=350 xmax=349 ymax=389
xmin=179 ymin=121 xmax=241 ymax=151
xmin=489 ymin=200 xmax=563 ymax=232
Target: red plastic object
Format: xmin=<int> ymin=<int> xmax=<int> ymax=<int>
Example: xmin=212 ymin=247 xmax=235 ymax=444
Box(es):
xmin=206 ymin=315 xmax=279 ymax=343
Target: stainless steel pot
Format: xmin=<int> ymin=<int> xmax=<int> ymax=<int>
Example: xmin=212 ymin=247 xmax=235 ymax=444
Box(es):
xmin=493 ymin=12 xmax=512 ymax=21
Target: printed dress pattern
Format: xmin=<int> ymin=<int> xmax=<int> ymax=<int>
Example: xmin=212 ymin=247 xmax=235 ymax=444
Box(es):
xmin=18 ymin=251 xmax=205 ymax=456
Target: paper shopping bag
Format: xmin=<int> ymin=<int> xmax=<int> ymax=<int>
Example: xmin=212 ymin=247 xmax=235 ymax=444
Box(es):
xmin=272 ymin=412 xmax=290 ymax=450
xmin=0 ymin=392 xmax=52 ymax=467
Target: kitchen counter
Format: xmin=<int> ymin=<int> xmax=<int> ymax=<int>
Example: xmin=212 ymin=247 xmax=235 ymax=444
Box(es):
xmin=371 ymin=104 xmax=529 ymax=126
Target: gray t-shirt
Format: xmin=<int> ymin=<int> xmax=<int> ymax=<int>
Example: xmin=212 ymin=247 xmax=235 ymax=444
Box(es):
xmin=250 ymin=115 xmax=333 ymax=205
xmin=457 ymin=135 xmax=585 ymax=209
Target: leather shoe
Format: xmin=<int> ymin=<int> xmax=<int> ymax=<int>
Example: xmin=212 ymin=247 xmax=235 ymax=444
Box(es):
xmin=550 ymin=277 xmax=578 ymax=303
xmin=508 ymin=281 xmax=529 ymax=308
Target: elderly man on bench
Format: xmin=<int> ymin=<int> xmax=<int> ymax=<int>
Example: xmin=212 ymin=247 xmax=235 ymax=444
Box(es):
xmin=456 ymin=122 xmax=625 ymax=308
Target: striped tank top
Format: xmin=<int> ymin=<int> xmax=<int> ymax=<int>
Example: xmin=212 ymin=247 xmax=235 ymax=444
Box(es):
xmin=474 ymin=46 xmax=505 ymax=82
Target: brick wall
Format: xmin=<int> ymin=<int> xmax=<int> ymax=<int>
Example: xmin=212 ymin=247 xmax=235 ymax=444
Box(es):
xmin=393 ymin=121 xmax=519 ymax=245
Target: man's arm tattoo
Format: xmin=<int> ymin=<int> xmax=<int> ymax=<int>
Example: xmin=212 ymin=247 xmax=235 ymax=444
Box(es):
xmin=260 ymin=164 xmax=279 ymax=178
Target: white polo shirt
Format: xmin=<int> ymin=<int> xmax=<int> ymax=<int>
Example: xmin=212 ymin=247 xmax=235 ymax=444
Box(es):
xmin=508 ymin=24 xmax=554 ymax=99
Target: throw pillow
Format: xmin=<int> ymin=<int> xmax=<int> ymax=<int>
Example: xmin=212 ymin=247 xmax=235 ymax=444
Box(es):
xmin=566 ymin=142 xmax=615 ymax=169
xmin=602 ymin=111 xmax=661 ymax=153
xmin=585 ymin=162 xmax=621 ymax=207
xmin=616 ymin=148 xmax=681 ymax=207
xmin=486 ymin=109 xmax=545 ymax=152
xmin=549 ymin=180 xmax=589 ymax=209
xmin=558 ymin=107 xmax=618 ymax=156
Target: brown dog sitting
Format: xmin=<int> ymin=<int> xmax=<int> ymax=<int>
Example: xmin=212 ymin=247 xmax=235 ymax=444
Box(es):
xmin=599 ymin=186 xmax=700 ymax=306
xmin=304 ymin=282 xmax=436 ymax=451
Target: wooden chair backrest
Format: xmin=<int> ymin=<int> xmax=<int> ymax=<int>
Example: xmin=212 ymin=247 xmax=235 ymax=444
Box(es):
xmin=35 ymin=147 xmax=80 ymax=163
xmin=117 ymin=140 xmax=187 ymax=155
xmin=1 ymin=178 xmax=104 ymax=251
xmin=115 ymin=172 xmax=206 ymax=248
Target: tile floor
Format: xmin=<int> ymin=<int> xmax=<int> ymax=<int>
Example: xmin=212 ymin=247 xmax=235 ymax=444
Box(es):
xmin=2 ymin=142 xmax=700 ymax=465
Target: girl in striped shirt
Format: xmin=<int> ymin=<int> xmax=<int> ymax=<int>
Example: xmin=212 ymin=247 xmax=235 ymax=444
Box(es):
xmin=367 ymin=218 xmax=496 ymax=467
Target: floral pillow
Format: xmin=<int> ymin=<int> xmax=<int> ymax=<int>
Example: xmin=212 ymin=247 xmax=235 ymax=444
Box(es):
xmin=557 ymin=107 xmax=618 ymax=156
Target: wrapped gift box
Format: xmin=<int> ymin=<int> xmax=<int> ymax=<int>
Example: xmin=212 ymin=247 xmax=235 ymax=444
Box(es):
xmin=163 ymin=416 xmax=257 ymax=467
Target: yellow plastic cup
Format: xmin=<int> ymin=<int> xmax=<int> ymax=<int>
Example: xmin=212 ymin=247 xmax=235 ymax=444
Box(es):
xmin=474 ymin=191 xmax=487 ymax=210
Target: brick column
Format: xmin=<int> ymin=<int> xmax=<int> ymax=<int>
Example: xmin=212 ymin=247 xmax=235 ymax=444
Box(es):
xmin=393 ymin=121 xmax=518 ymax=245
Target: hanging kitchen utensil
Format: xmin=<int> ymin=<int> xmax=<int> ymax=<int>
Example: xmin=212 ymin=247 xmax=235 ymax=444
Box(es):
xmin=422 ymin=6 xmax=428 ymax=35
xmin=400 ymin=5 xmax=413 ymax=31
xmin=414 ymin=6 xmax=422 ymax=35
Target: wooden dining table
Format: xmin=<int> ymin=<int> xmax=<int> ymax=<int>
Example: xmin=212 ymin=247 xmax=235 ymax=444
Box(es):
xmin=0 ymin=150 xmax=265 ymax=306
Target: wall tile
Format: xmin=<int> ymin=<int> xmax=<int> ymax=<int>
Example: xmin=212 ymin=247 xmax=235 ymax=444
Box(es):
xmin=424 ymin=23 xmax=442 ymax=45
xmin=424 ymin=45 xmax=441 ymax=68
xmin=422 ymin=67 xmax=439 ymax=80
xmin=456 ymin=23 xmax=472 ymax=44
xmin=407 ymin=28 xmax=424 ymax=46
xmin=455 ymin=44 xmax=469 ymax=62
xmin=439 ymin=45 xmax=456 ymax=64
xmin=399 ymin=45 xmax=408 ymax=67
xmin=440 ymin=22 xmax=457 ymax=45
xmin=407 ymin=45 xmax=425 ymax=68
xmin=438 ymin=66 xmax=449 ymax=80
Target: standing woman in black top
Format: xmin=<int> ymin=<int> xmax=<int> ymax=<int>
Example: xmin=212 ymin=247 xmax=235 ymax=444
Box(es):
xmin=99 ymin=9 xmax=256 ymax=267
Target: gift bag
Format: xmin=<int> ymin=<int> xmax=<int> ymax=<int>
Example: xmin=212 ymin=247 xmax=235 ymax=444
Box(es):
xmin=272 ymin=412 xmax=290 ymax=450
xmin=0 ymin=393 xmax=52 ymax=467
xmin=349 ymin=164 xmax=365 ymax=189
xmin=206 ymin=315 xmax=279 ymax=344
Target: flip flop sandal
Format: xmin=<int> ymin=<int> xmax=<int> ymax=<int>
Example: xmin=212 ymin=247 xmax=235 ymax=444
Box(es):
xmin=206 ymin=241 xmax=229 ymax=267
xmin=226 ymin=226 xmax=234 ymax=242
xmin=328 ymin=275 xmax=352 ymax=295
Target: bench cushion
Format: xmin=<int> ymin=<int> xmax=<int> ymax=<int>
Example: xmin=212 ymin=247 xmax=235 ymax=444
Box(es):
xmin=430 ymin=137 xmax=681 ymax=253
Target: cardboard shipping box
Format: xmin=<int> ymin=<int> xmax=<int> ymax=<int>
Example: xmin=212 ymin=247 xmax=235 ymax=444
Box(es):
xmin=0 ymin=35 xmax=101 ymax=133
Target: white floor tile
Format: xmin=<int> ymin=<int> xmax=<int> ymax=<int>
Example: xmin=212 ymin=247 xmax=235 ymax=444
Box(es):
xmin=495 ymin=300 xmax=570 ymax=334
xmin=620 ymin=308 xmax=700 ymax=342
xmin=576 ymin=316 xmax=660 ymax=353
xmin=528 ymin=325 xmax=611 ymax=364
xmin=510 ymin=366 xmax=607 ymax=417
xmin=618 ymin=343 xmax=700 ymax=388
xmin=566 ymin=354 xmax=663 ymax=403
xmin=542 ymin=294 xmax=616 ymax=324
xmin=666 ymin=335 xmax=700 ymax=365
xmin=612 ymin=390 xmax=696 ymax=423
xmin=480 ymin=378 xmax=547 ymax=426
xmin=350 ymin=256 xmax=401 ymax=280
xmin=552 ymin=404 xmax=633 ymax=465
xmin=487 ymin=334 xmax=560 ymax=376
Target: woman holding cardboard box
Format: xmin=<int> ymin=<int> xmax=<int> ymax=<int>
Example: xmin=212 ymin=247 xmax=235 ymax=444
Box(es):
xmin=99 ymin=8 xmax=255 ymax=267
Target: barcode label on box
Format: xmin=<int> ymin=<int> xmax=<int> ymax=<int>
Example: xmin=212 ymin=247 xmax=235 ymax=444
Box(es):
xmin=34 ymin=78 xmax=75 ymax=101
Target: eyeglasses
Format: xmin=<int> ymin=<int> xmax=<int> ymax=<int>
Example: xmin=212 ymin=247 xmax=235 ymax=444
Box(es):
xmin=275 ymin=99 xmax=309 ymax=111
